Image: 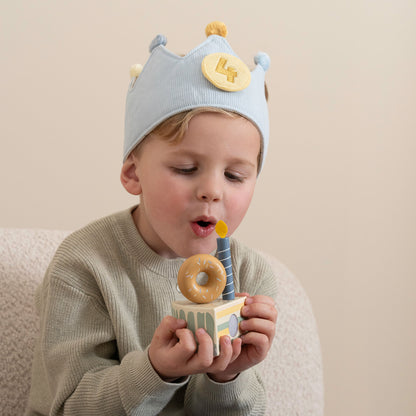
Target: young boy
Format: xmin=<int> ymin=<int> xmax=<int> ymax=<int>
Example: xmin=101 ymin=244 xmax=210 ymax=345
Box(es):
xmin=26 ymin=22 xmax=278 ymax=415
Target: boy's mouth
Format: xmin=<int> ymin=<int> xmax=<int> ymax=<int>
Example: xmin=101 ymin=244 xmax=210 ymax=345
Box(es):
xmin=197 ymin=220 xmax=211 ymax=227
xmin=191 ymin=218 xmax=216 ymax=238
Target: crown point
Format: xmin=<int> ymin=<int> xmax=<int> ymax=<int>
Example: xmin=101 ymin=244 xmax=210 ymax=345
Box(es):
xmin=254 ymin=52 xmax=270 ymax=71
xmin=130 ymin=64 xmax=143 ymax=78
xmin=205 ymin=21 xmax=228 ymax=38
xmin=149 ymin=34 xmax=167 ymax=53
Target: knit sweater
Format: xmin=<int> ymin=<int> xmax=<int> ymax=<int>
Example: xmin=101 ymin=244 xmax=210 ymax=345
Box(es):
xmin=25 ymin=207 xmax=278 ymax=416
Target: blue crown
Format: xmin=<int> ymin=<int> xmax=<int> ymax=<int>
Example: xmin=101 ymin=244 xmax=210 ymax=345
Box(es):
xmin=124 ymin=22 xmax=270 ymax=171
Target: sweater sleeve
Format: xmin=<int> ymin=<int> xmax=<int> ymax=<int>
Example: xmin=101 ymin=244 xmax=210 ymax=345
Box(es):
xmin=35 ymin=271 xmax=187 ymax=416
xmin=185 ymin=369 xmax=266 ymax=415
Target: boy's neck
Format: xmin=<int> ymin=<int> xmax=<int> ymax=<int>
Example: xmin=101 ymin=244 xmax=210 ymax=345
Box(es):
xmin=132 ymin=205 xmax=179 ymax=259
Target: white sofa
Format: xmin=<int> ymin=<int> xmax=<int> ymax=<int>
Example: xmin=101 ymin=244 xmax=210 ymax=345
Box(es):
xmin=0 ymin=228 xmax=324 ymax=415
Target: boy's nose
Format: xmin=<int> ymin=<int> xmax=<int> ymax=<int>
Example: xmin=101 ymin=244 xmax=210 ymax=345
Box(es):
xmin=196 ymin=176 xmax=222 ymax=202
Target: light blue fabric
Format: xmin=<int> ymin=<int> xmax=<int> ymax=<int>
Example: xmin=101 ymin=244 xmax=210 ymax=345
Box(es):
xmin=124 ymin=34 xmax=269 ymax=172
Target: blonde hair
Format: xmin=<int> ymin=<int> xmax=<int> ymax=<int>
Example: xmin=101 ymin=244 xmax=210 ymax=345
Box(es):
xmin=154 ymin=108 xmax=237 ymax=142
xmin=132 ymin=108 xmax=238 ymax=153
xmin=132 ymin=106 xmax=264 ymax=169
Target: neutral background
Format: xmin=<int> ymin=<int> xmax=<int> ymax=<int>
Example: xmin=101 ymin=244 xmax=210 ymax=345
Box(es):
xmin=1 ymin=1 xmax=415 ymax=414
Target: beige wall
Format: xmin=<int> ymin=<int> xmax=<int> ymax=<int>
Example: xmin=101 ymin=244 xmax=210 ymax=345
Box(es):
xmin=1 ymin=1 xmax=415 ymax=414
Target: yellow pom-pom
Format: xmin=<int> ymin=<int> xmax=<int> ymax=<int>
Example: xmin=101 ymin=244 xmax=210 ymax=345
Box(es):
xmin=205 ymin=21 xmax=228 ymax=38
xmin=130 ymin=64 xmax=143 ymax=78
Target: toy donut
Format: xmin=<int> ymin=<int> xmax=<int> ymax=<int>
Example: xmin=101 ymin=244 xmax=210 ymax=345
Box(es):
xmin=177 ymin=254 xmax=227 ymax=304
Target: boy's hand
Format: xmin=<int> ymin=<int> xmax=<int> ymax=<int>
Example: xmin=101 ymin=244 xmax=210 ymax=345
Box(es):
xmin=148 ymin=316 xmax=241 ymax=382
xmin=207 ymin=294 xmax=277 ymax=383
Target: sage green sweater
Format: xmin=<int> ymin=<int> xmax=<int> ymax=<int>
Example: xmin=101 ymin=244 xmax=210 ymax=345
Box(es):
xmin=25 ymin=207 xmax=277 ymax=415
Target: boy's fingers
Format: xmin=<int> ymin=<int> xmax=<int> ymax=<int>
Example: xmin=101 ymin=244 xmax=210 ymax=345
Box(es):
xmin=230 ymin=337 xmax=242 ymax=362
xmin=239 ymin=318 xmax=275 ymax=340
xmin=189 ymin=328 xmax=214 ymax=370
xmin=207 ymin=336 xmax=241 ymax=382
xmin=236 ymin=292 xmax=250 ymax=298
xmin=242 ymin=300 xmax=278 ymax=322
xmin=245 ymin=295 xmax=275 ymax=307
xmin=240 ymin=331 xmax=271 ymax=358
xmin=210 ymin=336 xmax=233 ymax=372
xmin=190 ymin=330 xmax=234 ymax=373
xmin=154 ymin=316 xmax=187 ymax=345
xmin=173 ymin=328 xmax=198 ymax=357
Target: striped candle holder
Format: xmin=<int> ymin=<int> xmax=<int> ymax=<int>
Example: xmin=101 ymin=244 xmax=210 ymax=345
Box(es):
xmin=216 ymin=237 xmax=235 ymax=300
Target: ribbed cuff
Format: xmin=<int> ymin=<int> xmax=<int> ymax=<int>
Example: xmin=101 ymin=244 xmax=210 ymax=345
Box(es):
xmin=200 ymin=369 xmax=255 ymax=402
xmin=119 ymin=349 xmax=189 ymax=413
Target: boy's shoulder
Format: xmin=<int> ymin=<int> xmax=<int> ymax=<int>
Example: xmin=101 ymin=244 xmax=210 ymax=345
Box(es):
xmin=229 ymin=237 xmax=268 ymax=264
xmin=229 ymin=237 xmax=278 ymax=297
xmin=54 ymin=206 xmax=137 ymax=262
xmin=39 ymin=206 xmax=138 ymax=291
xmin=229 ymin=237 xmax=275 ymax=277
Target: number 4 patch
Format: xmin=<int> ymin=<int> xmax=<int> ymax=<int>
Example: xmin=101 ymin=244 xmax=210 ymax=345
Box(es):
xmin=216 ymin=57 xmax=237 ymax=83
xmin=201 ymin=53 xmax=251 ymax=92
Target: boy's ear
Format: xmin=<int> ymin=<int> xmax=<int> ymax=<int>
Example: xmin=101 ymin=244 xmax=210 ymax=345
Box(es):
xmin=120 ymin=155 xmax=142 ymax=195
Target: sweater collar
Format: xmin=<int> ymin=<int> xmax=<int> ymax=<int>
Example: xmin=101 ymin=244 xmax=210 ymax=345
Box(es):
xmin=114 ymin=205 xmax=185 ymax=278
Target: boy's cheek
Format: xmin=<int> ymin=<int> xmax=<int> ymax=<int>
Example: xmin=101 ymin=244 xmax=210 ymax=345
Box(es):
xmin=226 ymin=193 xmax=254 ymax=232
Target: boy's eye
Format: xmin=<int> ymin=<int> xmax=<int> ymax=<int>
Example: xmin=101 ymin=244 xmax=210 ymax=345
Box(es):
xmin=172 ymin=166 xmax=197 ymax=175
xmin=225 ymin=171 xmax=244 ymax=182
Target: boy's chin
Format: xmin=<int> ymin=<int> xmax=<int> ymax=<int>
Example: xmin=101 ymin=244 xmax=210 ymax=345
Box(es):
xmin=177 ymin=242 xmax=217 ymax=259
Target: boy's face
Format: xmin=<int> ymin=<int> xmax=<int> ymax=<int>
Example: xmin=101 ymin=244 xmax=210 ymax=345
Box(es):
xmin=123 ymin=112 xmax=260 ymax=259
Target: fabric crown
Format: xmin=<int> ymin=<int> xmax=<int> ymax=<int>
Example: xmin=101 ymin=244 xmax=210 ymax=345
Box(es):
xmin=124 ymin=22 xmax=270 ymax=172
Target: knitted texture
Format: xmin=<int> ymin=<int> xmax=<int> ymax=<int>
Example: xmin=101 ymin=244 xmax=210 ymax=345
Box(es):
xmin=258 ymin=253 xmax=324 ymax=415
xmin=0 ymin=228 xmax=70 ymax=416
xmin=0 ymin=218 xmax=323 ymax=415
